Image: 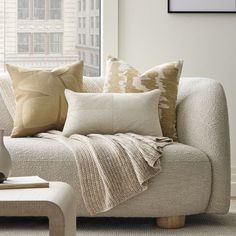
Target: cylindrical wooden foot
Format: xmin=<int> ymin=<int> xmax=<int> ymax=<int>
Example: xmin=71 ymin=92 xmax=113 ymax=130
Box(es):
xmin=156 ymin=215 xmax=185 ymax=229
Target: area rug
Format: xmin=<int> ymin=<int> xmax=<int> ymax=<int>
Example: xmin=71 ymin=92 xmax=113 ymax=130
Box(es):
xmin=0 ymin=207 xmax=235 ymax=235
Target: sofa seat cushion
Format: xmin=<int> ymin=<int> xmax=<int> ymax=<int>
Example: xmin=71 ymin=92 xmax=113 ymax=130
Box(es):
xmin=5 ymin=137 xmax=211 ymax=217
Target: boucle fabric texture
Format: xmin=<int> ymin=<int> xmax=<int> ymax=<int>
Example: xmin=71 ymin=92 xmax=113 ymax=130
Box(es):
xmin=37 ymin=130 xmax=172 ymax=215
xmin=103 ymin=57 xmax=183 ymax=140
xmin=6 ymin=62 xmax=83 ymax=137
xmin=63 ymin=89 xmax=162 ymax=136
xmin=5 ymin=136 xmax=211 ymax=217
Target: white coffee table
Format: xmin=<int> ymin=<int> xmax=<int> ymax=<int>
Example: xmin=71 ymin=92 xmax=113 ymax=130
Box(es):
xmin=0 ymin=182 xmax=76 ymax=236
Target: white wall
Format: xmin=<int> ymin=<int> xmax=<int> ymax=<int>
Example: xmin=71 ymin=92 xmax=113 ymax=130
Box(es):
xmin=119 ymin=0 xmax=236 ymax=167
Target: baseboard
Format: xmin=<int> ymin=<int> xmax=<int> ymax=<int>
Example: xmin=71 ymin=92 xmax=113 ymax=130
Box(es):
xmin=231 ymin=166 xmax=236 ymax=197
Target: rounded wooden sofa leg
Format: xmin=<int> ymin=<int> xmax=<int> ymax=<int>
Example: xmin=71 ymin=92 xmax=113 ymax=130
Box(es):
xmin=156 ymin=216 xmax=186 ymax=229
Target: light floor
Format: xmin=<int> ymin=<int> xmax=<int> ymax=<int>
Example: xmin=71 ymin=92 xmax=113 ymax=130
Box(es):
xmin=0 ymin=200 xmax=235 ymax=236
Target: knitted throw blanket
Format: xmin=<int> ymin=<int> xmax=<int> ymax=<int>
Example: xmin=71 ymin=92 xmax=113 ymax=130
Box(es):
xmin=37 ymin=131 xmax=173 ymax=215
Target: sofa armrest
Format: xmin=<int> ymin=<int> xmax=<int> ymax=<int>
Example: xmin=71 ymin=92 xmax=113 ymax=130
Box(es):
xmin=177 ymin=77 xmax=231 ymax=214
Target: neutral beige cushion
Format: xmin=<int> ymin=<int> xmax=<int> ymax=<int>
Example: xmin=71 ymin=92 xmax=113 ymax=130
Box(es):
xmin=6 ymin=62 xmax=83 ymax=137
xmin=63 ymin=89 xmax=163 ymax=136
xmin=103 ymin=57 xmax=183 ymax=140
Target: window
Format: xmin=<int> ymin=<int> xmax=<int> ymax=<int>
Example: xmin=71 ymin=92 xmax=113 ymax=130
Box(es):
xmin=18 ymin=0 xmax=30 ymax=20
xmin=83 ymin=34 xmax=86 ymax=45
xmin=83 ymin=0 xmax=86 ymax=11
xmin=96 ymin=0 xmax=99 ymax=9
xmin=90 ymin=17 xmax=94 ymax=28
xmin=91 ymin=0 xmax=94 ymax=10
xmin=90 ymin=35 xmax=94 ymax=46
xmin=82 ymin=52 xmax=86 ymax=63
xmin=49 ymin=0 xmax=62 ymax=20
xmin=50 ymin=33 xmax=62 ymax=54
xmin=34 ymin=0 xmax=45 ymax=20
xmin=95 ymin=54 xmax=99 ymax=66
xmin=18 ymin=33 xmax=30 ymax=53
xmin=0 ymin=0 xmax=111 ymax=77
xmin=78 ymin=0 xmax=81 ymax=11
xmin=96 ymin=35 xmax=99 ymax=47
xmin=90 ymin=53 xmax=94 ymax=65
xmin=33 ymin=33 xmax=46 ymax=53
xmin=96 ymin=16 xmax=99 ymax=28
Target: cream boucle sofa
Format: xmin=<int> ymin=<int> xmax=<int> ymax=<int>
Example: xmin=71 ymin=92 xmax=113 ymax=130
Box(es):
xmin=0 ymin=73 xmax=231 ymax=227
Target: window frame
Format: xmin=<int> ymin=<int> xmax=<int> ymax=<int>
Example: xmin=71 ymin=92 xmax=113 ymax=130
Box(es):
xmin=18 ymin=0 xmax=30 ymax=20
xmin=17 ymin=32 xmax=31 ymax=54
xmin=49 ymin=0 xmax=62 ymax=20
xmin=33 ymin=0 xmax=46 ymax=20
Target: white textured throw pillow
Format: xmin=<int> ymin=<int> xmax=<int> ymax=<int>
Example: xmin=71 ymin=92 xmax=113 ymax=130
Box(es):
xmin=63 ymin=89 xmax=163 ymax=136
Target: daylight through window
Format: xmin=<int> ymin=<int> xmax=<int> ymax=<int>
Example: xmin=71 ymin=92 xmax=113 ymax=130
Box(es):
xmin=0 ymin=0 xmax=101 ymax=76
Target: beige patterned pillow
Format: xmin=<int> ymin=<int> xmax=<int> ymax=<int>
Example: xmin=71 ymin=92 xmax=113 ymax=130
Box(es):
xmin=103 ymin=57 xmax=183 ymax=139
xmin=6 ymin=61 xmax=83 ymax=137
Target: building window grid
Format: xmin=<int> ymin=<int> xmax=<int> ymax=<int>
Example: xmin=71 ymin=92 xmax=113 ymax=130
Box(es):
xmin=96 ymin=0 xmax=99 ymax=9
xmin=18 ymin=33 xmax=30 ymax=53
xmin=96 ymin=16 xmax=99 ymax=28
xmin=90 ymin=34 xmax=94 ymax=46
xmin=15 ymin=0 xmax=101 ymax=76
xmin=33 ymin=0 xmax=46 ymax=20
xmin=49 ymin=0 xmax=62 ymax=20
xmin=18 ymin=32 xmax=62 ymax=54
xmin=83 ymin=34 xmax=86 ymax=45
xmin=90 ymin=16 xmax=94 ymax=28
xmin=18 ymin=0 xmax=62 ymax=20
xmin=50 ymin=33 xmax=62 ymax=54
xmin=90 ymin=53 xmax=93 ymax=65
xmin=91 ymin=0 xmax=94 ymax=10
xmin=83 ymin=0 xmax=86 ymax=11
xmin=96 ymin=34 xmax=99 ymax=47
xmin=18 ymin=0 xmax=30 ymax=20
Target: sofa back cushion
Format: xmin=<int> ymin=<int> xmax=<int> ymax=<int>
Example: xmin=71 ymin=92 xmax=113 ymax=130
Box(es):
xmin=0 ymin=73 xmax=105 ymax=135
xmin=6 ymin=62 xmax=84 ymax=137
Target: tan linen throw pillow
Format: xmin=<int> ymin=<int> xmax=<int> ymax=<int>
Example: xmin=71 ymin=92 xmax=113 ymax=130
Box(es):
xmin=6 ymin=61 xmax=83 ymax=137
xmin=63 ymin=89 xmax=163 ymax=137
xmin=103 ymin=57 xmax=183 ymax=140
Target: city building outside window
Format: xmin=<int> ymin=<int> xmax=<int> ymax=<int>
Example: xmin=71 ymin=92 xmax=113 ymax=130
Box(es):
xmin=18 ymin=0 xmax=30 ymax=19
xmin=34 ymin=0 xmax=46 ymax=20
xmin=90 ymin=35 xmax=94 ymax=46
xmin=18 ymin=33 xmax=30 ymax=53
xmin=96 ymin=54 xmax=99 ymax=66
xmin=83 ymin=52 xmax=86 ymax=63
xmin=50 ymin=33 xmax=62 ymax=54
xmin=96 ymin=0 xmax=99 ymax=9
xmin=49 ymin=0 xmax=62 ymax=20
xmin=96 ymin=16 xmax=99 ymax=28
xmin=83 ymin=0 xmax=86 ymax=11
xmin=96 ymin=35 xmax=99 ymax=47
xmin=90 ymin=16 xmax=94 ymax=28
xmin=90 ymin=53 xmax=94 ymax=65
xmin=0 ymin=0 xmax=116 ymax=77
xmin=33 ymin=33 xmax=46 ymax=53
xmin=91 ymin=0 xmax=94 ymax=10
xmin=83 ymin=34 xmax=86 ymax=45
